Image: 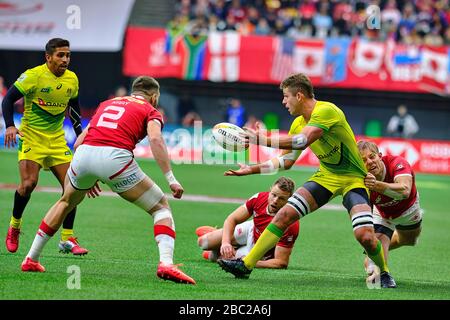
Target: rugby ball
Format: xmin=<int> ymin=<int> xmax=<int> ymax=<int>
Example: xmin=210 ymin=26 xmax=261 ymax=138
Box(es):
xmin=212 ymin=122 xmax=248 ymax=152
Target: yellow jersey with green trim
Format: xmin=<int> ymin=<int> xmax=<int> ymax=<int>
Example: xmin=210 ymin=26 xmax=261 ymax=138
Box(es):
xmin=288 ymin=100 xmax=367 ymax=177
xmin=14 ymin=63 xmax=79 ymax=133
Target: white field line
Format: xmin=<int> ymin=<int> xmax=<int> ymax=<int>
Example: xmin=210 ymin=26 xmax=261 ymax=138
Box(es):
xmin=0 ymin=183 xmax=344 ymax=211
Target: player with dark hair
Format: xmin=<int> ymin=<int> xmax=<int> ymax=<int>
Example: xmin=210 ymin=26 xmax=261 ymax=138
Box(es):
xmin=21 ymin=76 xmax=196 ymax=285
xmin=358 ymin=140 xmax=423 ymax=283
xmin=1 ymin=38 xmax=87 ymax=255
xmin=197 ymin=177 xmax=299 ymax=269
xmin=219 ymin=73 xmax=396 ymax=288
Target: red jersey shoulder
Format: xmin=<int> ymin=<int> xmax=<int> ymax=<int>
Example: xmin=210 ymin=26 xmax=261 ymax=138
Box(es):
xmin=245 ymin=192 xmax=269 ymax=213
xmin=382 ymin=155 xmax=413 ymax=181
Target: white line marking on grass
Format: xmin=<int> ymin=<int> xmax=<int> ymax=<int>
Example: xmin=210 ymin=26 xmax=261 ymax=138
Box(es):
xmin=0 ymin=183 xmax=344 ymax=211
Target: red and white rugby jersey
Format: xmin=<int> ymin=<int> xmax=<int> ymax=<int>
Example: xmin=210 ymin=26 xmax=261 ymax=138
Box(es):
xmin=83 ymin=95 xmax=164 ymax=153
xmin=370 ymin=155 xmax=418 ymax=219
xmin=245 ymin=192 xmax=300 ymax=256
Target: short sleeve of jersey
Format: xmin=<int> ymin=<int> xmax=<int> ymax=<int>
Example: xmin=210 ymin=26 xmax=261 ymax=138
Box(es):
xmin=14 ymin=69 xmax=37 ymax=96
xmin=148 ymin=108 xmax=164 ymax=130
xmin=308 ymin=103 xmax=340 ymax=132
xmin=390 ymin=156 xmax=413 ymax=179
xmin=288 ymin=116 xmax=305 ymax=135
xmin=245 ymin=193 xmax=260 ymax=214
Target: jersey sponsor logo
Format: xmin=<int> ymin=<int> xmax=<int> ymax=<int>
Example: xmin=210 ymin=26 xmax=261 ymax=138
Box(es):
xmin=112 ymin=173 xmax=138 ymax=190
xmin=38 ymin=98 xmax=67 ymax=108
xmin=395 ymin=163 xmax=404 ymax=170
xmin=56 ymin=84 xmax=62 ymax=90
xmin=40 ymin=87 xmax=53 ymax=93
xmin=17 ymin=73 xmax=27 ymax=82
xmin=316 ymin=145 xmax=340 ymax=160
xmin=24 ymin=147 xmax=31 ymax=153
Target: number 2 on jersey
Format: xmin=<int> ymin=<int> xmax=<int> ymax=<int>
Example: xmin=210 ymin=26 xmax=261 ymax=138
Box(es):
xmin=97 ymin=106 xmax=125 ymax=129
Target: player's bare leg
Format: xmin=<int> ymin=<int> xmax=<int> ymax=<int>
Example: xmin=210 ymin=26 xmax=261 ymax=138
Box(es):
xmin=22 ymin=177 xmax=87 ymax=272
xmin=198 ymin=228 xmax=227 ymax=261
xmin=6 ymin=160 xmax=40 ymax=253
xmin=119 ymin=177 xmax=195 ymax=284
xmin=389 ymin=227 xmax=421 ymax=250
xmin=51 ymin=162 xmax=88 ymax=255
xmin=350 ymin=203 xmax=396 ymax=288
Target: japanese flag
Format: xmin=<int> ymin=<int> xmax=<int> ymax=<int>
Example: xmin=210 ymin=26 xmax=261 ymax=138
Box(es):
xmin=421 ymin=47 xmax=448 ymax=84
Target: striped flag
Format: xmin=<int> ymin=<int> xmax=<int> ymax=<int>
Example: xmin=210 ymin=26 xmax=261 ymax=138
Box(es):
xmin=270 ymin=37 xmax=295 ymax=82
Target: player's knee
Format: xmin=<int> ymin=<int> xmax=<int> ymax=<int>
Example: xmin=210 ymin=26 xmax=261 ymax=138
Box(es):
xmin=272 ymin=208 xmax=298 ymax=229
xmin=403 ymin=235 xmax=420 ymax=246
xmin=198 ymin=235 xmax=208 ymax=249
xmin=19 ymin=180 xmax=38 ymax=196
xmin=356 ymin=230 xmax=376 ymax=249
xmin=151 ymin=207 xmax=175 ymax=230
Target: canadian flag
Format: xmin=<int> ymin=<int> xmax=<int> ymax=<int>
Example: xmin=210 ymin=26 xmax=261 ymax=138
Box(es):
xmin=421 ymin=47 xmax=448 ymax=84
xmin=293 ymin=40 xmax=325 ymax=77
xmin=352 ymin=40 xmax=385 ymax=73
xmin=206 ymin=31 xmax=240 ymax=82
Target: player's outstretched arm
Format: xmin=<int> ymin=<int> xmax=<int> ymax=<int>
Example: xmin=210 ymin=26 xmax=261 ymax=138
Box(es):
xmin=68 ymin=96 xmax=82 ymax=136
xmin=224 ymin=149 xmax=301 ymax=176
xmin=147 ymin=120 xmax=183 ymax=199
xmin=242 ymin=125 xmax=323 ymax=150
xmin=255 ymin=246 xmax=292 ymax=269
xmin=365 ymin=173 xmax=412 ymax=200
xmin=221 ymin=205 xmax=251 ymax=259
xmin=1 ymin=86 xmax=24 ymax=148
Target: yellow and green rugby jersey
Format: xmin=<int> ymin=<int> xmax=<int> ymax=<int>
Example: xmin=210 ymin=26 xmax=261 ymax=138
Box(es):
xmin=288 ymin=101 xmax=366 ymax=177
xmin=14 ymin=63 xmax=79 ymax=133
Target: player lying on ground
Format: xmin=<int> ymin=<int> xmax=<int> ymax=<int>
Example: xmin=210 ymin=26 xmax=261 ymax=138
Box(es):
xmin=197 ymin=177 xmax=299 ymax=269
xmin=2 ymin=38 xmax=87 ymax=255
xmin=358 ymin=141 xmax=423 ymax=283
xmin=20 ymin=76 xmax=195 ymax=284
xmin=218 ymin=73 xmax=396 ymax=288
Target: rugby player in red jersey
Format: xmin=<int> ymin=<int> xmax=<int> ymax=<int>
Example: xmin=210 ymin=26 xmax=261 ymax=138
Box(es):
xmin=20 ymin=76 xmax=195 ymax=285
xmin=358 ymin=140 xmax=423 ymax=287
xmin=197 ymin=177 xmax=299 ymax=269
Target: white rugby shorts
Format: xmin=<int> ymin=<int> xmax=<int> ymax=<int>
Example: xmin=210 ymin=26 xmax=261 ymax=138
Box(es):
xmin=373 ymin=196 xmax=423 ymax=232
xmin=233 ymin=220 xmax=255 ymax=259
xmin=68 ymin=145 xmax=146 ymax=193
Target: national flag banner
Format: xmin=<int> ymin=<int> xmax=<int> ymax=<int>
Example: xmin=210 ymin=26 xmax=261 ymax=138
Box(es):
xmin=123 ymin=27 xmax=450 ymax=94
xmin=270 ymin=36 xmax=295 ymax=82
xmin=421 ymin=46 xmax=448 ymax=83
xmin=350 ymin=39 xmax=385 ymax=74
xmin=181 ymin=34 xmax=208 ymax=80
xmin=324 ymin=38 xmax=351 ymax=83
xmin=293 ymin=40 xmax=325 ymax=79
xmin=204 ymin=31 xmax=241 ymax=82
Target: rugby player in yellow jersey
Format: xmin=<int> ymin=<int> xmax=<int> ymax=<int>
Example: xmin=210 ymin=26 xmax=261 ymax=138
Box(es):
xmin=219 ymin=73 xmax=396 ymax=288
xmin=1 ymin=38 xmax=89 ymax=255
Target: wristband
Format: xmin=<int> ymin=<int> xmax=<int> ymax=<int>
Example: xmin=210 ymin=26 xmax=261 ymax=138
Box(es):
xmin=165 ymin=171 xmax=179 ymax=185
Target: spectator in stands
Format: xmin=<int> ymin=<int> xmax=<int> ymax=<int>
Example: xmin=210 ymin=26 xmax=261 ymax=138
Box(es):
xmin=244 ymin=114 xmax=266 ymax=131
xmin=108 ymin=85 xmax=128 ymax=100
xmin=386 ymin=105 xmax=419 ymax=139
xmin=225 ymin=98 xmax=246 ymax=128
xmin=182 ymin=111 xmax=202 ymax=127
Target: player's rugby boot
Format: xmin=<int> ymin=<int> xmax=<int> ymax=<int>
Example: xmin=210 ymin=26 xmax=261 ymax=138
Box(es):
xmin=21 ymin=257 xmax=45 ymax=272
xmin=157 ymin=262 xmax=196 ymax=285
xmin=380 ymin=271 xmax=397 ymax=288
xmin=6 ymin=226 xmax=21 ymax=253
xmin=59 ymin=237 xmax=88 ymax=255
xmin=218 ymin=258 xmax=252 ymax=279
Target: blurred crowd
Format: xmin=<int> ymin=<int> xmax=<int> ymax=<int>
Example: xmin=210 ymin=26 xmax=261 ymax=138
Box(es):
xmin=170 ymin=0 xmax=450 ymax=46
